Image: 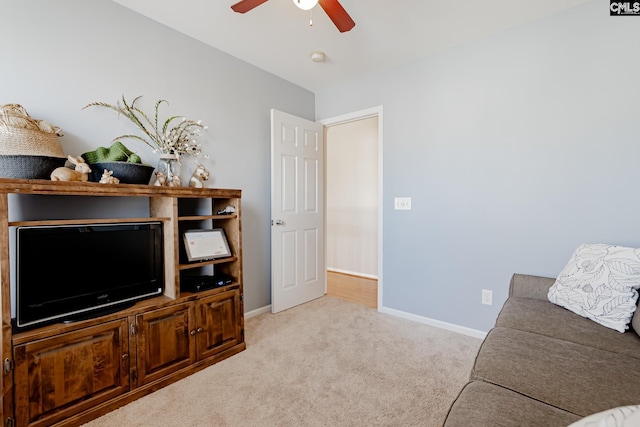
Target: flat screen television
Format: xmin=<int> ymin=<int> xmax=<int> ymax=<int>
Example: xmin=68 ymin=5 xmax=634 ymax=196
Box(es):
xmin=14 ymin=221 xmax=164 ymax=330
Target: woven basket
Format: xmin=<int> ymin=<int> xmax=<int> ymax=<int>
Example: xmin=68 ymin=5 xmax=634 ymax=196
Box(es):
xmin=0 ymin=104 xmax=66 ymax=179
xmin=0 ymin=155 xmax=66 ymax=179
xmin=87 ymin=162 xmax=155 ymax=185
xmin=0 ymin=126 xmax=66 ymax=157
xmin=0 ymin=104 xmax=65 ymax=157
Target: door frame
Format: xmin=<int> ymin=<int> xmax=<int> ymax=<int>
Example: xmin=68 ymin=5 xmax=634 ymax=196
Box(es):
xmin=320 ymin=105 xmax=383 ymax=311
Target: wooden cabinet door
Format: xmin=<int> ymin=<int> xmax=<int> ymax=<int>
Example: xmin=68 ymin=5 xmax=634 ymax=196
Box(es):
xmin=13 ymin=319 xmax=130 ymax=427
xmin=135 ymin=303 xmax=195 ymax=386
xmin=195 ymin=289 xmax=243 ymax=360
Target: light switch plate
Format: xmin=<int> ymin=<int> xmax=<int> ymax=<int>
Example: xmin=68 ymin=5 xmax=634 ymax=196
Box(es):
xmin=394 ymin=197 xmax=411 ymax=210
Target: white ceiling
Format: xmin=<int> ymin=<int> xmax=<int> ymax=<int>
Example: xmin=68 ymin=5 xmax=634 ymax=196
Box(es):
xmin=112 ymin=0 xmax=592 ymax=93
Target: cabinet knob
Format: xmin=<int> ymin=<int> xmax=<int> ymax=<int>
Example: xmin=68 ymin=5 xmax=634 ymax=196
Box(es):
xmin=190 ymin=330 xmax=197 ymax=336
xmin=122 ymin=354 xmax=129 ymax=360
xmin=196 ymin=327 xmax=204 ymax=333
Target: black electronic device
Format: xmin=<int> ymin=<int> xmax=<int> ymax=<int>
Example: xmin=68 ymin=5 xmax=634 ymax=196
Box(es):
xmin=181 ymin=274 xmax=233 ymax=292
xmin=15 ymin=222 xmax=164 ymax=330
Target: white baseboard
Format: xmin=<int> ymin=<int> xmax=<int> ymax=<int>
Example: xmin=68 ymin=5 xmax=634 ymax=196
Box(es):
xmin=245 ymin=305 xmax=271 ymax=319
xmin=380 ymin=306 xmax=487 ymax=340
xmin=245 ymin=303 xmax=487 ymax=340
xmin=327 ymin=268 xmax=378 ymax=280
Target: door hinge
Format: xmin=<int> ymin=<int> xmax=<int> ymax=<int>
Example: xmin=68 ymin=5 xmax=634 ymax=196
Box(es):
xmin=130 ymin=323 xmax=137 ymax=336
xmin=3 ymin=358 xmax=14 ymax=374
xmin=5 ymin=417 xmax=14 ymax=427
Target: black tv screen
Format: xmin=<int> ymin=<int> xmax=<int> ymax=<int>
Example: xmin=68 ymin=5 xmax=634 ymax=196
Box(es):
xmin=15 ymin=222 xmax=164 ymax=330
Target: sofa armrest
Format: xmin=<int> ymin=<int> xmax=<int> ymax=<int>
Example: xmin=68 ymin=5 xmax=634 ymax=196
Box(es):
xmin=508 ymin=273 xmax=556 ymax=301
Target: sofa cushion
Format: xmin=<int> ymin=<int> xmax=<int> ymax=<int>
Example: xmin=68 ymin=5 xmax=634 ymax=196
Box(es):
xmin=509 ymin=273 xmax=555 ymax=300
xmin=548 ymin=244 xmax=640 ymax=333
xmin=471 ymin=327 xmax=640 ymax=417
xmin=443 ymin=381 xmax=580 ymax=427
xmin=496 ymin=297 xmax=640 ymax=359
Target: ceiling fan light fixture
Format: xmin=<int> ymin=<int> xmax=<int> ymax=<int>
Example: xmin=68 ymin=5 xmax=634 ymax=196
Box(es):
xmin=293 ymin=0 xmax=318 ymax=11
xmin=232 ymin=0 xmax=355 ymax=33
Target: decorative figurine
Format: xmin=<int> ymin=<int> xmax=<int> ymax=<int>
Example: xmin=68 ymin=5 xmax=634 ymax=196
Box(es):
xmin=153 ymin=171 xmax=167 ymax=186
xmin=152 ymin=170 xmax=180 ymax=186
xmin=50 ymin=155 xmax=91 ymax=182
xmin=189 ymin=163 xmax=209 ymax=188
xmin=99 ymin=169 xmax=120 ymax=184
xmin=168 ymin=175 xmax=181 ymax=187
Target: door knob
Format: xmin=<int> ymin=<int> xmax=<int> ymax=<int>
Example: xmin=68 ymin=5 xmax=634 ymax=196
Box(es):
xmin=273 ymin=219 xmax=284 ymax=226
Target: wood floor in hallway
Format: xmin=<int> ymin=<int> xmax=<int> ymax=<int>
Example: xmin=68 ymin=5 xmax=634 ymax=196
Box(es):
xmin=326 ymin=270 xmax=377 ymax=309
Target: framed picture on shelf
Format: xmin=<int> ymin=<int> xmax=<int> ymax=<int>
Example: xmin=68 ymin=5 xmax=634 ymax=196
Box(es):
xmin=183 ymin=228 xmax=231 ymax=262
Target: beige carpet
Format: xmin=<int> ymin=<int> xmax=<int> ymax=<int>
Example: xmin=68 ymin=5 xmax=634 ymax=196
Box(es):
xmin=82 ymin=296 xmax=482 ymax=427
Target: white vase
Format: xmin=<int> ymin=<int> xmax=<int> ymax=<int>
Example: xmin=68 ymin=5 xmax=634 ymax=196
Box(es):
xmin=155 ymin=154 xmax=182 ymax=186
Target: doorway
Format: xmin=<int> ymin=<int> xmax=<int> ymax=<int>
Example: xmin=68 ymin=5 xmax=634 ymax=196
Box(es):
xmin=321 ymin=107 xmax=383 ymax=310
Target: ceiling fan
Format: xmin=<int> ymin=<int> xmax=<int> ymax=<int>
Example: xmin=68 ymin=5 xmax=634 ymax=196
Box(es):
xmin=231 ymin=0 xmax=356 ymax=33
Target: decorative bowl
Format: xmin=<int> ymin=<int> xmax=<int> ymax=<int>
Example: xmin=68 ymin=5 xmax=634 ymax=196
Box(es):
xmin=0 ymin=155 xmax=66 ymax=179
xmin=88 ymin=162 xmax=155 ymax=185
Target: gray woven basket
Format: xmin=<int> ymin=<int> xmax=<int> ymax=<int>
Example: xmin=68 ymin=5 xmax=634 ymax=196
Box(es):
xmin=0 ymin=155 xmax=66 ymax=179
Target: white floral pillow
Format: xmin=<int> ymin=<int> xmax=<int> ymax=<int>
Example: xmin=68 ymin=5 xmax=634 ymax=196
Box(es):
xmin=548 ymin=244 xmax=640 ymax=333
xmin=567 ymin=405 xmax=640 ymax=426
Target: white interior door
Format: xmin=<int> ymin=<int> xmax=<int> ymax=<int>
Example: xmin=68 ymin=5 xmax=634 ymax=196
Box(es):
xmin=271 ymin=109 xmax=325 ymax=313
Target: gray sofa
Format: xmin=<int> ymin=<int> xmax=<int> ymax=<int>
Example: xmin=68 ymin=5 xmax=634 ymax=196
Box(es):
xmin=443 ymin=273 xmax=640 ymax=426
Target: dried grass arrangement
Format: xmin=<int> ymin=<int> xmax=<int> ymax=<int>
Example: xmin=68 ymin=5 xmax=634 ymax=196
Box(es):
xmin=83 ymin=95 xmax=208 ymax=159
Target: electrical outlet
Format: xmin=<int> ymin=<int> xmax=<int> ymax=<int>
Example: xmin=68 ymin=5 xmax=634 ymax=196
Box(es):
xmin=482 ymin=289 xmax=493 ymax=306
xmin=394 ymin=197 xmax=411 ymax=210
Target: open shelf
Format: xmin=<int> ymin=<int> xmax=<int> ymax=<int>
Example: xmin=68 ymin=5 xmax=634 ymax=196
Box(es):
xmin=179 ymin=256 xmax=239 ymax=270
xmin=178 ymin=214 xmax=238 ymax=221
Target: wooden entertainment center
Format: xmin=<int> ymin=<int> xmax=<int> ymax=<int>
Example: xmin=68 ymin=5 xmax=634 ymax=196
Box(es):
xmin=0 ymin=178 xmax=245 ymax=427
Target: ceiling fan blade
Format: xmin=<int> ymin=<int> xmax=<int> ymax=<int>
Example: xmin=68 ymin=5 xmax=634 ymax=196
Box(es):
xmin=318 ymin=0 xmax=355 ymax=33
xmin=231 ymin=0 xmax=269 ymax=14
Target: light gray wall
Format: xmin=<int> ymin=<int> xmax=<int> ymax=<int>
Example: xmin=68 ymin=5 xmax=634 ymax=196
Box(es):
xmin=316 ymin=1 xmax=640 ymax=332
xmin=326 ymin=118 xmax=378 ymax=277
xmin=0 ymin=0 xmax=315 ymax=313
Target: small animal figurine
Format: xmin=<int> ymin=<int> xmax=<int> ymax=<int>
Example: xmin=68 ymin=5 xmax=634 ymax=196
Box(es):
xmin=153 ymin=171 xmax=167 ymax=186
xmin=189 ymin=163 xmax=209 ymax=188
xmin=153 ymin=170 xmax=180 ymax=186
xmin=50 ymin=155 xmax=91 ymax=182
xmin=168 ymin=175 xmax=181 ymax=187
xmin=99 ymin=169 xmax=120 ymax=184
